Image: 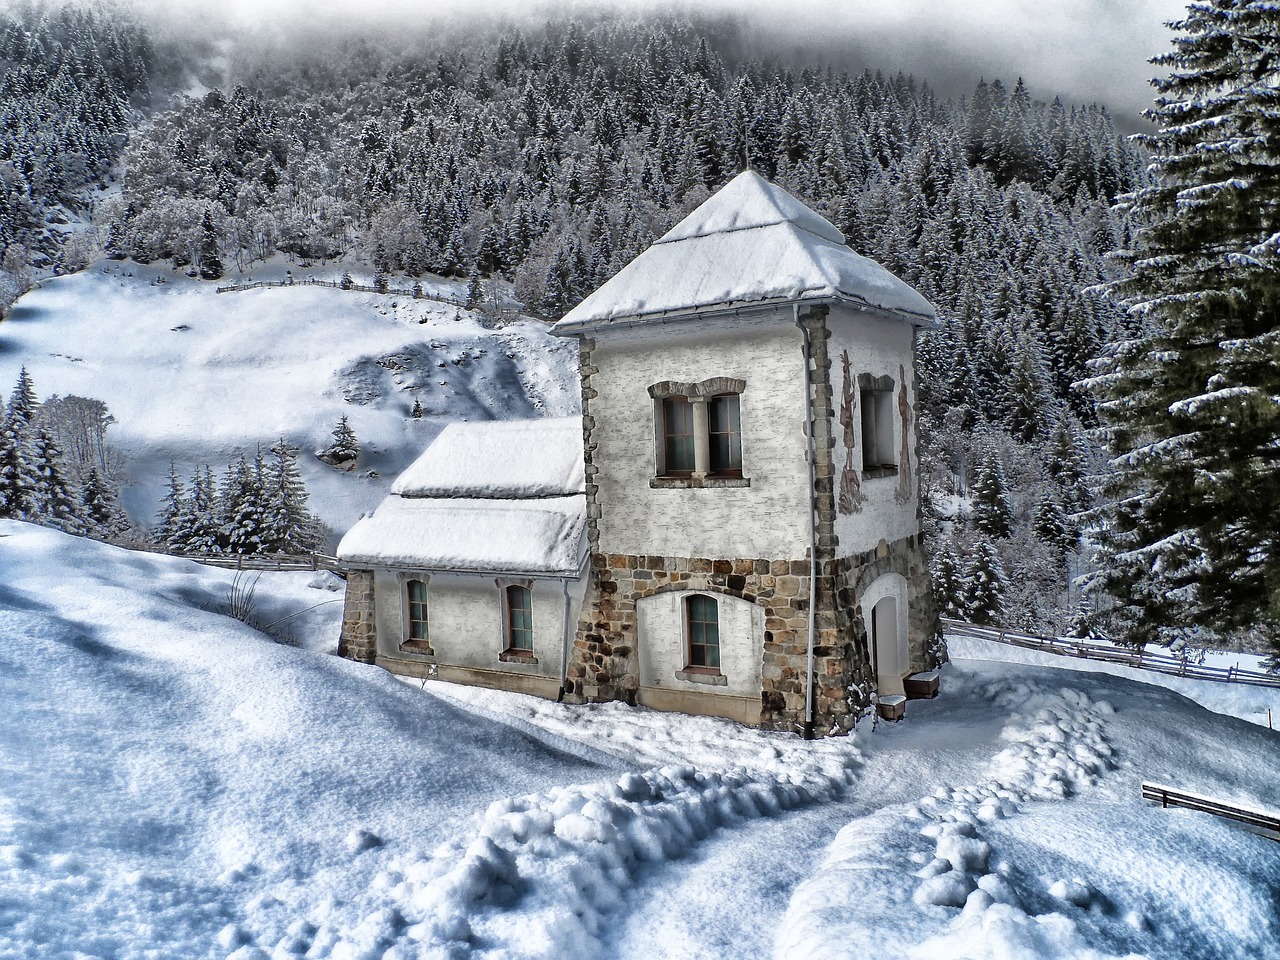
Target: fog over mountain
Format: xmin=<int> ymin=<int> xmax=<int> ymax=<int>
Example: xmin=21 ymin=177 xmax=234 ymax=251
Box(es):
xmin=135 ymin=0 xmax=1188 ymax=128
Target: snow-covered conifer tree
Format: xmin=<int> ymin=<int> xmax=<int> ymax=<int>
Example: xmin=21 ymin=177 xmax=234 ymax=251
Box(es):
xmin=81 ymin=467 xmax=131 ymax=541
xmin=29 ymin=427 xmax=85 ymax=534
xmin=929 ymin=537 xmax=966 ymax=620
xmin=963 ymin=537 xmax=1009 ymax=626
xmin=319 ymin=416 xmax=359 ymax=468
xmin=1086 ymin=1 xmax=1280 ymax=645
xmin=970 ymin=448 xmax=1013 ymax=539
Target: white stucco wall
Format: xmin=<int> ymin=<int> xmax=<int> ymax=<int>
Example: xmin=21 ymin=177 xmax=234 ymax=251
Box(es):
xmin=861 ymin=571 xmax=911 ymax=695
xmin=373 ymin=570 xmax=585 ymax=681
xmin=591 ymin=314 xmax=811 ymax=560
xmin=827 ymin=306 xmax=922 ymax=557
xmin=635 ymin=590 xmax=764 ymax=699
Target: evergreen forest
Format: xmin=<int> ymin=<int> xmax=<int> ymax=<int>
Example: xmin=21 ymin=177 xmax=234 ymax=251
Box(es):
xmin=4 ymin=4 xmax=1272 ymax=650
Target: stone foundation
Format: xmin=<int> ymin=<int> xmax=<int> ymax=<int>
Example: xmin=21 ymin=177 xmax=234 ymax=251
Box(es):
xmin=338 ymin=569 xmax=378 ymax=663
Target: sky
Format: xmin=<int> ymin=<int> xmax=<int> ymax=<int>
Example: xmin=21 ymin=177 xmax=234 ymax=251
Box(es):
xmin=138 ymin=0 xmax=1192 ymax=128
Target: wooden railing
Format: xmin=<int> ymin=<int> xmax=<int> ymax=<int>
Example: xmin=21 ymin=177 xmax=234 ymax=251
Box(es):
xmin=1142 ymin=782 xmax=1280 ymax=840
xmin=167 ymin=551 xmax=343 ymax=573
xmin=216 ymin=275 xmax=465 ymax=306
xmin=943 ymin=618 xmax=1280 ymax=689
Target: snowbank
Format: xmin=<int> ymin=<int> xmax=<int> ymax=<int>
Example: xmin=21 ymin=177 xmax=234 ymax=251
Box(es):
xmin=947 ymin=632 xmax=1280 ymax=728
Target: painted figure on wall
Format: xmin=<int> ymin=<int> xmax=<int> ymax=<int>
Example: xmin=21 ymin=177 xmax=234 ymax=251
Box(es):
xmin=838 ymin=350 xmax=865 ymax=514
xmin=895 ymin=363 xmax=913 ymax=504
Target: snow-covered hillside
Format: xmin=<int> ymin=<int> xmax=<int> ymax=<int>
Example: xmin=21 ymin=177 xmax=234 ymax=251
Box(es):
xmin=0 ymin=261 xmax=578 ymax=538
xmin=2 ymin=521 xmax=1278 ymax=960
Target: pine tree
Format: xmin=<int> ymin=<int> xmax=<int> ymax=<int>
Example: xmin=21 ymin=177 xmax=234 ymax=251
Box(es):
xmin=261 ymin=437 xmax=317 ymax=554
xmin=6 ymin=367 xmax=39 ymax=429
xmin=29 ymin=427 xmax=85 ymax=534
xmin=963 ymin=537 xmax=1008 ymax=626
xmin=970 ymin=448 xmax=1013 ymax=539
xmin=156 ymin=462 xmax=188 ymax=550
xmin=187 ymin=465 xmax=221 ymax=553
xmin=81 ymin=466 xmax=130 ymax=540
xmin=1086 ymin=2 xmax=1280 ymax=644
xmin=221 ymin=453 xmax=264 ymax=554
xmin=930 ymin=537 xmax=966 ymax=619
xmin=0 ymin=415 xmax=34 ymax=519
xmin=198 ymin=209 xmax=223 ymax=280
xmin=1033 ymin=494 xmax=1074 ymax=555
xmin=320 ymin=416 xmax=359 ymax=467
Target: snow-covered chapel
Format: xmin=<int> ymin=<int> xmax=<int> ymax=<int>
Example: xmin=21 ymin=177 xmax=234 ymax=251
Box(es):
xmin=337 ymin=170 xmax=942 ymax=736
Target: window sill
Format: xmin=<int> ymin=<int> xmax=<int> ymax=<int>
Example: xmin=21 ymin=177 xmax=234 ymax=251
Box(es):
xmin=675 ymin=668 xmax=728 ymax=686
xmin=862 ymin=466 xmax=899 ymax=480
xmin=399 ymin=639 xmax=434 ymax=656
xmin=651 ymin=476 xmax=751 ymax=489
xmin=499 ymin=650 xmax=538 ymax=664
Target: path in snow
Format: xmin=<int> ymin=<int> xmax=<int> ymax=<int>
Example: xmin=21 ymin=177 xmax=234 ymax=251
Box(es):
xmin=323 ymin=684 xmax=863 ymax=959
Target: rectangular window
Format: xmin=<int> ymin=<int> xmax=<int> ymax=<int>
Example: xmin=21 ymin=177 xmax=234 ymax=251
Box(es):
xmin=860 ymin=386 xmax=897 ymax=473
xmin=663 ymin=397 xmax=695 ymax=475
xmin=708 ymin=394 xmax=742 ymax=475
xmin=686 ymin=594 xmax=720 ymax=669
xmin=406 ymin=578 xmax=429 ymax=642
xmin=506 ymin=584 xmax=533 ymax=652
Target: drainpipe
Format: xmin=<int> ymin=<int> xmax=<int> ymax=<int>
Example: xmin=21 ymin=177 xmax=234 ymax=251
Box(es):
xmin=796 ymin=306 xmax=819 ymax=741
xmin=558 ymin=574 xmax=572 ymax=702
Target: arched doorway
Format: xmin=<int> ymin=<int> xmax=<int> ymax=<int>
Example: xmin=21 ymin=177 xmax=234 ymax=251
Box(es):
xmin=862 ymin=574 xmax=909 ymax=697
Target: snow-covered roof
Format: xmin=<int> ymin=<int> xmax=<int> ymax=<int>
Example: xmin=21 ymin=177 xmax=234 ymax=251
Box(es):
xmin=336 ymin=494 xmax=585 ymax=575
xmin=554 ymin=171 xmax=936 ymax=333
xmin=392 ymin=417 xmax=584 ymax=499
xmin=338 ymin=417 xmax=587 ymax=576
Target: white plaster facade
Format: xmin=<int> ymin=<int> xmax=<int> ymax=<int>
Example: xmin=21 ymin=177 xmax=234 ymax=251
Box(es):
xmin=635 ymin=590 xmax=765 ymax=698
xmin=591 ymin=316 xmax=812 ymax=561
xmin=372 ymin=569 xmax=588 ymax=688
xmin=859 ymin=572 xmax=911 ymax=696
xmin=828 ymin=306 xmax=921 ymax=556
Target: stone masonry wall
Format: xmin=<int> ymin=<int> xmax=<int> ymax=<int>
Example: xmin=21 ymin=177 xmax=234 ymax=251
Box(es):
xmin=338 ymin=569 xmax=379 ymax=664
xmin=568 ymin=308 xmax=867 ymax=735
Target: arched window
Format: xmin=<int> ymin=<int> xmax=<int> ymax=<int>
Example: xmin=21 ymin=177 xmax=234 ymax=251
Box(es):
xmin=505 ymin=584 xmax=533 ymax=652
xmin=685 ymin=594 xmax=720 ymax=670
xmin=405 ymin=578 xmax=429 ymax=644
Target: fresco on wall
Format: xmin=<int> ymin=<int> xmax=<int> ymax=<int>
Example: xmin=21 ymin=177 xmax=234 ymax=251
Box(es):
xmin=838 ymin=350 xmax=865 ymax=515
xmin=895 ymin=363 xmax=913 ymax=504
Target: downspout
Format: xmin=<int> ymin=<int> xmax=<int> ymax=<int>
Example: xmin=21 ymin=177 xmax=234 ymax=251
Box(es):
xmin=796 ymin=306 xmax=819 ymax=741
xmin=558 ymin=552 xmax=589 ymax=703
xmin=558 ymin=575 xmax=572 ymax=702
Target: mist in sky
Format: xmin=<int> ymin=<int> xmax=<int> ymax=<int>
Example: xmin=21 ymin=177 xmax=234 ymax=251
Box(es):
xmin=136 ymin=0 xmax=1190 ymax=128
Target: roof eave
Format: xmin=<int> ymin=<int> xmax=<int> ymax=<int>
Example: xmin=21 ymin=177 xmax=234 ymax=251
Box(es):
xmin=553 ymin=291 xmax=938 ymax=336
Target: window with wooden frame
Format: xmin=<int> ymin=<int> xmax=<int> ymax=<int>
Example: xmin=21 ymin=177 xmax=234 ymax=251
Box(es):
xmin=661 ymin=396 xmax=696 ymax=476
xmin=505 ymin=584 xmax=533 ymax=653
xmin=708 ymin=393 xmax=742 ymax=476
xmin=685 ymin=594 xmax=721 ymax=671
xmin=859 ymin=375 xmax=897 ymax=477
xmin=650 ymin=378 xmax=748 ymax=484
xmin=403 ymin=577 xmax=430 ymax=652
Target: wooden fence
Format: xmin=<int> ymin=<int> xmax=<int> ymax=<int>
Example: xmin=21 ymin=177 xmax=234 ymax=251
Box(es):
xmin=1142 ymin=782 xmax=1280 ymax=840
xmin=943 ymin=618 xmax=1280 ymax=689
xmin=167 ymin=551 xmax=344 ymax=573
xmin=215 ymin=276 xmax=526 ymax=323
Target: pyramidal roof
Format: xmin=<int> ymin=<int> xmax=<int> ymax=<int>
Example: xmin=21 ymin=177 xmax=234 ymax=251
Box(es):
xmin=554 ymin=170 xmax=936 ymax=334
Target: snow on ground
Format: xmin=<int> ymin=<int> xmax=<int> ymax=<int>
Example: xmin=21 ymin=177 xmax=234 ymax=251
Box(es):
xmin=3 ymin=521 xmax=1279 ymax=959
xmin=948 ymin=632 xmax=1280 ymax=729
xmin=0 ymin=260 xmax=578 ymax=538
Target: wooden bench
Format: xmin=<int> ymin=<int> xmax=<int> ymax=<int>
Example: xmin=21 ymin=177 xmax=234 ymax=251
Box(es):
xmin=1142 ymin=782 xmax=1280 ymax=840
